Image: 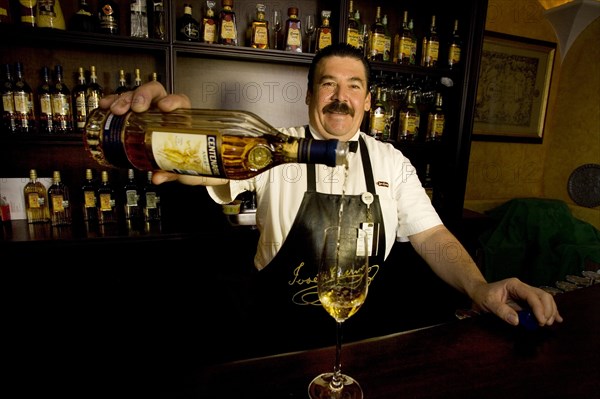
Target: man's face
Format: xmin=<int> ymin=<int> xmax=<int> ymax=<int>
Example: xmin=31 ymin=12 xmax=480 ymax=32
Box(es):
xmin=306 ymin=56 xmax=371 ymax=141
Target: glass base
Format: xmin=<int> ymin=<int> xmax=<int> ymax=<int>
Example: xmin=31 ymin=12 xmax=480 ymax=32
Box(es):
xmin=308 ymin=372 xmax=363 ymax=399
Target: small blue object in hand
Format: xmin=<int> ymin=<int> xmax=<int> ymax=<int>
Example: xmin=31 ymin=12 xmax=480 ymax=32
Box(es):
xmin=517 ymin=310 xmax=539 ymax=331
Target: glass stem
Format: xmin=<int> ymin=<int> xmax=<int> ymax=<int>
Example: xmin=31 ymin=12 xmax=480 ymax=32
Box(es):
xmin=330 ymin=321 xmax=345 ymax=390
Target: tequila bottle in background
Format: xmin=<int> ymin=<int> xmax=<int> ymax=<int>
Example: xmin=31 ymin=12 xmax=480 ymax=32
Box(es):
xmin=345 ymin=0 xmax=360 ymax=49
xmin=36 ymin=0 xmax=66 ymax=30
xmin=48 ymin=170 xmax=72 ymax=226
xmin=315 ymin=10 xmax=332 ymax=53
xmin=426 ymin=92 xmax=445 ymax=142
xmin=250 ymin=3 xmax=269 ymax=49
xmin=81 ymin=168 xmax=98 ymax=222
xmin=368 ymin=6 xmax=385 ymax=61
xmin=151 ymin=72 xmax=158 ymax=82
xmin=133 ymin=68 xmax=142 ymax=89
xmin=422 ymin=163 xmax=434 ymax=201
xmin=398 ymin=89 xmax=420 ymax=142
xmin=151 ymin=0 xmax=166 ymax=40
xmin=98 ymin=0 xmax=119 ymax=34
xmin=393 ymin=11 xmax=412 ymax=65
xmin=421 ymin=15 xmax=439 ymax=67
xmin=408 ymin=19 xmax=417 ymax=65
xmin=50 ymin=64 xmax=73 ymax=134
xmin=1 ymin=63 xmax=17 ymax=133
xmin=142 ymin=170 xmax=161 ymax=222
xmin=130 ymin=0 xmax=148 ymax=38
xmin=0 ymin=0 xmax=12 ymax=24
xmin=73 ymin=66 xmax=88 ymax=134
xmin=37 ymin=66 xmax=53 ymax=133
xmin=84 ymin=108 xmax=350 ymax=180
xmin=369 ymin=86 xmax=386 ymax=140
xmin=177 ymin=3 xmax=199 ymax=41
xmin=382 ymin=14 xmax=391 ymax=61
xmin=123 ymin=168 xmax=141 ymax=220
xmin=97 ymin=170 xmax=117 ymax=224
xmin=201 ymin=0 xmax=217 ymax=44
xmin=86 ymin=65 xmax=103 ymax=114
xmin=283 ymin=7 xmax=301 ymax=52
xmin=24 ymin=168 xmax=50 ymax=223
xmin=19 ymin=0 xmax=37 ymax=27
xmin=70 ymin=0 xmax=96 ymax=32
xmin=13 ymin=62 xmax=36 ymax=133
xmin=218 ymin=0 xmax=237 ymax=45
xmin=0 ymin=195 xmax=11 ymax=223
xmin=448 ymin=19 xmax=461 ymax=69
xmin=115 ymin=69 xmax=129 ymax=94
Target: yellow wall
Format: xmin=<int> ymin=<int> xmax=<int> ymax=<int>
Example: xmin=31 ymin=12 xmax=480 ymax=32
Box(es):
xmin=464 ymin=0 xmax=600 ymax=229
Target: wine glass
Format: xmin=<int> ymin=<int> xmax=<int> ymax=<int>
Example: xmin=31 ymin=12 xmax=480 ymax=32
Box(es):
xmin=308 ymin=226 xmax=369 ymax=399
xmin=272 ymin=10 xmax=282 ymax=50
xmin=304 ymin=14 xmax=316 ymax=53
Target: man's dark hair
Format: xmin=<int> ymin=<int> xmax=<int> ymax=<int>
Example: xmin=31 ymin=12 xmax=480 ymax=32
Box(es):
xmin=307 ymin=43 xmax=371 ymax=94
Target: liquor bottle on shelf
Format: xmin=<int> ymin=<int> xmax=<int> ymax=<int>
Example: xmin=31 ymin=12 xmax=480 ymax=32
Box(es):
xmin=201 ymin=0 xmax=216 ymax=44
xmin=177 ymin=3 xmax=200 ymax=41
xmin=1 ymin=63 xmax=17 ymax=133
xmin=19 ymin=0 xmax=36 ymax=27
xmin=47 ymin=170 xmax=72 ymax=226
xmin=315 ymin=10 xmax=332 ymax=53
xmin=0 ymin=195 xmax=11 ymax=223
xmin=448 ymin=19 xmax=461 ymax=69
xmin=382 ymin=14 xmax=391 ymax=62
xmin=86 ymin=65 xmax=103 ymax=114
xmin=151 ymin=0 xmax=166 ymax=40
xmin=398 ymin=89 xmax=420 ymax=142
xmin=36 ymin=0 xmax=65 ymax=30
xmin=81 ymin=168 xmax=98 ymax=222
xmin=142 ymin=170 xmax=161 ymax=222
xmin=345 ymin=0 xmax=360 ymax=49
xmin=73 ymin=66 xmax=88 ymax=134
xmin=130 ymin=0 xmax=148 ymax=38
xmin=123 ymin=168 xmax=141 ymax=220
xmin=133 ymin=68 xmax=142 ymax=89
xmin=37 ymin=66 xmax=53 ymax=134
xmin=408 ymin=18 xmax=417 ymax=65
xmin=98 ymin=0 xmax=119 ymax=35
xmin=369 ymin=86 xmax=386 ymax=141
xmin=23 ymin=169 xmax=50 ymax=224
xmin=218 ymin=0 xmax=237 ymax=46
xmin=393 ymin=10 xmax=413 ymax=65
xmin=13 ymin=62 xmax=36 ymax=133
xmin=421 ymin=15 xmax=439 ymax=68
xmin=0 ymin=0 xmax=12 ymax=24
xmin=422 ymin=163 xmax=434 ymax=201
xmin=97 ymin=170 xmax=117 ymax=224
xmin=283 ymin=7 xmax=301 ymax=53
xmin=84 ymin=108 xmax=351 ymax=180
xmin=426 ymin=92 xmax=445 ymax=142
xmin=250 ymin=3 xmax=269 ymax=49
xmin=70 ymin=0 xmax=96 ymax=32
xmin=151 ymin=72 xmax=158 ymax=82
xmin=50 ymin=64 xmax=73 ymax=134
xmin=115 ymin=69 xmax=129 ymax=94
xmin=369 ymin=6 xmax=385 ymax=61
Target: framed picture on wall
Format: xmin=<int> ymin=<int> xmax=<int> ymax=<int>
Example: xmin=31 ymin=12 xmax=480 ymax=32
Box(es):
xmin=472 ymin=31 xmax=556 ymax=143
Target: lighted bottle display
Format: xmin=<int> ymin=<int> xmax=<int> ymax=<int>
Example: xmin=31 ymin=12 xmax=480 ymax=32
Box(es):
xmin=426 ymin=92 xmax=445 ymax=142
xmin=1 ymin=63 xmax=17 ymax=133
xmin=369 ymin=6 xmax=385 ymax=61
xmin=50 ymin=64 xmax=73 ymax=134
xmin=36 ymin=0 xmax=65 ymax=29
xmin=98 ymin=0 xmax=119 ymax=34
xmin=315 ymin=10 xmax=332 ymax=53
xmin=86 ymin=65 xmax=103 ymax=114
xmin=47 ymin=170 xmax=72 ymax=226
xmin=81 ymin=168 xmax=98 ymax=222
xmin=250 ymin=3 xmax=269 ymax=49
xmin=448 ymin=19 xmax=461 ymax=69
xmin=283 ymin=7 xmax=301 ymax=52
xmin=37 ymin=66 xmax=53 ymax=133
xmin=84 ymin=108 xmax=350 ymax=180
xmin=177 ymin=3 xmax=200 ymax=41
xmin=23 ymin=168 xmax=50 ymax=224
xmin=201 ymin=0 xmax=217 ymax=44
xmin=345 ymin=0 xmax=360 ymax=49
xmin=130 ymin=0 xmax=148 ymax=38
xmin=70 ymin=0 xmax=96 ymax=32
xmin=142 ymin=170 xmax=161 ymax=222
xmin=421 ymin=15 xmax=439 ymax=67
xmin=73 ymin=66 xmax=88 ymax=134
xmin=123 ymin=168 xmax=141 ymax=220
xmin=218 ymin=0 xmax=237 ymax=45
xmin=97 ymin=170 xmax=117 ymax=224
xmin=13 ymin=62 xmax=35 ymax=133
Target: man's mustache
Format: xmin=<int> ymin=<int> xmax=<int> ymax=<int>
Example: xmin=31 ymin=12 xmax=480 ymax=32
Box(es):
xmin=323 ymin=101 xmax=354 ymax=117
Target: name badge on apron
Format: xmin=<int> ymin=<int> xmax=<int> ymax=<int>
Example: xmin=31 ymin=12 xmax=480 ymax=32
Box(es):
xmin=360 ymin=192 xmax=379 ymax=257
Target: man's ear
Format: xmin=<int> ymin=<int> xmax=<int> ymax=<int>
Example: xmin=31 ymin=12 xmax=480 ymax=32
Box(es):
xmin=364 ymin=92 xmax=372 ymax=112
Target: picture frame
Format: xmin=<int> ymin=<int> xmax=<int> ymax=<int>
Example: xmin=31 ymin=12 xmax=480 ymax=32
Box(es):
xmin=472 ymin=31 xmax=556 ymax=143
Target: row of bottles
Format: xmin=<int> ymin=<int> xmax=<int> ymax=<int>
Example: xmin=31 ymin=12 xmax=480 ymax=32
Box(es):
xmin=1 ymin=62 xmax=158 ymax=134
xmin=24 ymin=168 xmax=161 ymax=226
xmin=0 ymin=0 xmax=167 ymax=40
xmin=345 ymin=1 xmax=461 ymax=69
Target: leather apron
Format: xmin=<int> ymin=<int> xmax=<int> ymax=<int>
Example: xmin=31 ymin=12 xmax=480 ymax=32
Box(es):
xmin=250 ymin=130 xmax=388 ymax=355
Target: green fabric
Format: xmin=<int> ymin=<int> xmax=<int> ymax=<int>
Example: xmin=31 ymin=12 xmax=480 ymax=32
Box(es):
xmin=479 ymin=198 xmax=600 ymax=287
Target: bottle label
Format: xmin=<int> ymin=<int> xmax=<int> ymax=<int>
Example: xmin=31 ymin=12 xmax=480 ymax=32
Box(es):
xmin=347 ymin=29 xmax=360 ymax=48
xmin=220 ymin=19 xmax=236 ymax=40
